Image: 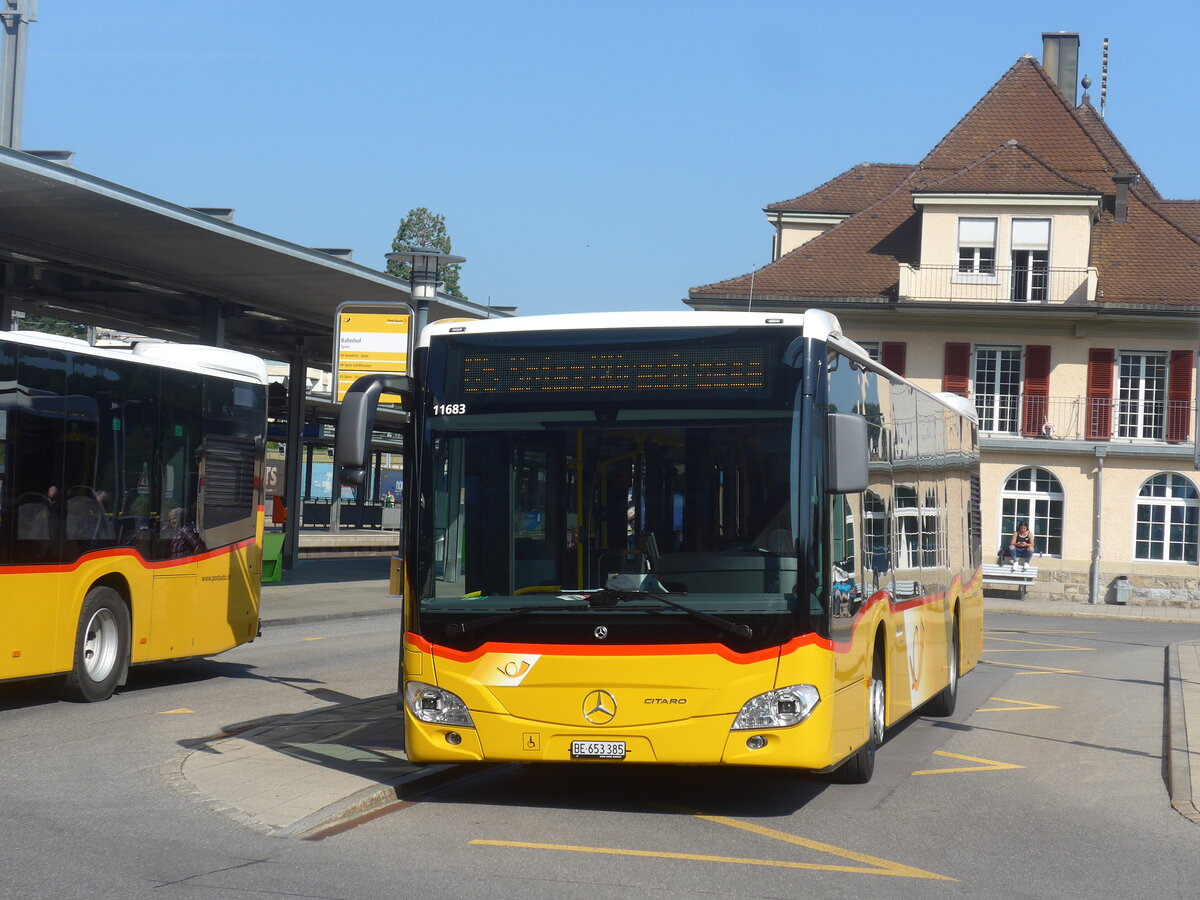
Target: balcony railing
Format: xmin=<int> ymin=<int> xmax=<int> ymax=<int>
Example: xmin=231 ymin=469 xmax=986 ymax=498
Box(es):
xmin=898 ymin=265 xmax=1097 ymax=305
xmin=973 ymin=394 xmax=1196 ymax=443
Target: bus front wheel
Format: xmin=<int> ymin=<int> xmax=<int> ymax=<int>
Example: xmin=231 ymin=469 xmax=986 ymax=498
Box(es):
xmin=833 ymin=651 xmax=884 ymax=784
xmin=62 ymin=586 xmax=130 ymax=703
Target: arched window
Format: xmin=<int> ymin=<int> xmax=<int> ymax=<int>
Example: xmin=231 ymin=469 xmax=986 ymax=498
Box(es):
xmin=999 ymin=467 xmax=1063 ymax=557
xmin=1135 ymin=473 xmax=1199 ymax=564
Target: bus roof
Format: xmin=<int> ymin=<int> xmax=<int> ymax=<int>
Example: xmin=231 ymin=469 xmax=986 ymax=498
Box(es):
xmin=2 ymin=331 xmax=268 ymax=385
xmin=420 ymin=309 xmax=844 ymax=348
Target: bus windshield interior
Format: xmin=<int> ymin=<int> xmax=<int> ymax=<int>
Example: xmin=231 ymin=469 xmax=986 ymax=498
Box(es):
xmin=417 ymin=328 xmax=809 ymax=643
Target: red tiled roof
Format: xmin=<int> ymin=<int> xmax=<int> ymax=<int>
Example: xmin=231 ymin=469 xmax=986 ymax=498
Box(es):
xmin=690 ymin=55 xmax=1199 ymax=309
xmin=766 ymin=163 xmax=915 ymax=214
xmin=1152 ymin=201 xmax=1200 ymax=240
xmin=1074 ymin=102 xmax=1161 ymax=198
xmin=911 ymin=141 xmax=1097 ymax=195
xmin=1091 ymin=191 xmax=1200 ymax=305
xmin=917 ymin=57 xmax=1113 ymax=187
xmin=691 ymin=176 xmax=920 ymax=299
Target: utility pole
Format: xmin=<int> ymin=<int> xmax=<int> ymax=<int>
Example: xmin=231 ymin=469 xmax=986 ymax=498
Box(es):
xmin=0 ymin=0 xmax=36 ymax=149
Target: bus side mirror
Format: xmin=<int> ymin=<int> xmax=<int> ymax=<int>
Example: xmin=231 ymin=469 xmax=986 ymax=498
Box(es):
xmin=826 ymin=412 xmax=869 ymax=494
xmin=336 ymin=374 xmax=411 ymax=486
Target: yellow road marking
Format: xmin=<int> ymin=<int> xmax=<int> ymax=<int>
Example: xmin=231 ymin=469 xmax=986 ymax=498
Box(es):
xmin=686 ymin=812 xmax=952 ymax=879
xmin=981 ymin=659 xmax=1080 ymax=675
xmin=984 ymin=636 xmax=1094 ymax=652
xmin=302 ymin=637 xmax=326 ymax=642
xmin=159 ymin=708 xmax=194 ymax=714
xmin=913 ymin=751 xmax=1024 ymax=776
xmin=986 ymin=630 xmax=1100 ymax=635
xmin=977 ymin=697 xmax=1060 ymax=712
xmin=471 ymin=839 xmax=954 ymax=881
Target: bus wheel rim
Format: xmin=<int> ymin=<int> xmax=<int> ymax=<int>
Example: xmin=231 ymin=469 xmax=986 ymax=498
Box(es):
xmin=870 ymin=676 xmax=885 ymax=743
xmin=83 ymin=608 xmax=118 ymax=681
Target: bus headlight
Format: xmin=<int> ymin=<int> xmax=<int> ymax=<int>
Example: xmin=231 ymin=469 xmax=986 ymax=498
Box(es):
xmin=405 ymin=681 xmax=475 ymax=727
xmin=731 ymin=684 xmax=820 ymax=730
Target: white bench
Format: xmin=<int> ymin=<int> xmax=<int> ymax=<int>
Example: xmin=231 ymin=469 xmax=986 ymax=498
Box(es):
xmin=982 ymin=563 xmax=1039 ymax=597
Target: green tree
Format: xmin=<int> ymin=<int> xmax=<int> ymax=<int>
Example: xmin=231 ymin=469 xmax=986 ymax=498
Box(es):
xmin=386 ymin=207 xmax=466 ymax=300
xmin=17 ymin=314 xmax=86 ymax=337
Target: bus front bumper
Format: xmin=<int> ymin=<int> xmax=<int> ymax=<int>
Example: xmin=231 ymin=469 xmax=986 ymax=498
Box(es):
xmin=403 ymin=705 xmax=836 ymax=769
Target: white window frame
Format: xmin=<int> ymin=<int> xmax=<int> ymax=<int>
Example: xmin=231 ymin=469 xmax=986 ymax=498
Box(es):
xmin=998 ymin=466 xmax=1064 ymax=558
xmin=954 ymin=217 xmax=999 ymax=284
xmin=1117 ymin=350 xmax=1168 ymax=441
xmin=1134 ymin=472 xmax=1199 ymax=564
xmin=973 ymin=345 xmax=1023 ymax=434
xmin=1009 ymin=218 xmax=1052 ymax=302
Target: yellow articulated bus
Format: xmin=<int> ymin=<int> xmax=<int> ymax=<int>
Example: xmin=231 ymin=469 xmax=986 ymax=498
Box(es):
xmin=338 ymin=309 xmax=983 ymax=782
xmin=0 ymin=331 xmax=268 ymax=702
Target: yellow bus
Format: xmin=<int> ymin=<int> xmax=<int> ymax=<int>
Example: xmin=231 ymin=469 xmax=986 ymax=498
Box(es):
xmin=0 ymin=331 xmax=268 ymax=702
xmin=339 ymin=310 xmax=983 ymax=781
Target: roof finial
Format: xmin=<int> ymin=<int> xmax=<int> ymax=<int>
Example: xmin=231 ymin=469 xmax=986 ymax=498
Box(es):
xmin=1081 ymin=73 xmax=1092 ymax=106
xmin=1101 ymin=38 xmax=1109 ymax=118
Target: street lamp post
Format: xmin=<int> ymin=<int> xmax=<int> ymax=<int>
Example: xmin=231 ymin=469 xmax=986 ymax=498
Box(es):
xmin=384 ymin=247 xmax=466 ymax=337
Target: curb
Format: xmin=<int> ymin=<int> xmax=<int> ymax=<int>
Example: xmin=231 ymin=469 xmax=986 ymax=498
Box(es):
xmin=1167 ymin=642 xmax=1200 ymax=826
xmin=162 ymin=694 xmax=465 ymax=839
xmin=985 ymin=606 xmax=1200 ymax=626
xmin=259 ymin=606 xmax=403 ymax=628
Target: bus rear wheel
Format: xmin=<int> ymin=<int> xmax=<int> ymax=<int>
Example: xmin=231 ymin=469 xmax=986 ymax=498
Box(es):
xmin=833 ymin=651 xmax=884 ymax=784
xmin=62 ymin=586 xmax=130 ymax=703
xmin=926 ymin=616 xmax=959 ymax=717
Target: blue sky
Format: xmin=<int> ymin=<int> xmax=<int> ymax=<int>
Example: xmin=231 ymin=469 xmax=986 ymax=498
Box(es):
xmin=22 ymin=1 xmax=1200 ymax=318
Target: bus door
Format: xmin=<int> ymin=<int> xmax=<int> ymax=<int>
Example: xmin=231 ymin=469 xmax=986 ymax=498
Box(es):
xmin=0 ymin=345 xmax=68 ymax=679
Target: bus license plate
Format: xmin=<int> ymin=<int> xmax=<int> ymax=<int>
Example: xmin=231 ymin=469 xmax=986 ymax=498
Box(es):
xmin=571 ymin=740 xmax=626 ymax=759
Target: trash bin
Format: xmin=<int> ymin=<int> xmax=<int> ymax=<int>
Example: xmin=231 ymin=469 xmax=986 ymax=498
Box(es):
xmin=1113 ymin=575 xmax=1130 ymax=605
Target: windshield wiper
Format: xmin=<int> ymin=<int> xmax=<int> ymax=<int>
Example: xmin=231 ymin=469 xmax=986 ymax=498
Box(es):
xmin=586 ymin=587 xmax=753 ymax=640
xmin=445 ymin=603 xmax=588 ymax=635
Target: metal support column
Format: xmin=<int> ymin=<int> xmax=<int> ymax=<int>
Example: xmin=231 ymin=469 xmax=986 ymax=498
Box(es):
xmin=0 ymin=261 xmax=11 ymax=330
xmin=282 ymin=354 xmax=305 ymax=570
xmin=1088 ymin=446 xmax=1106 ymax=604
xmin=0 ymin=1 xmax=36 ymax=150
xmin=199 ymin=298 xmax=226 ymax=347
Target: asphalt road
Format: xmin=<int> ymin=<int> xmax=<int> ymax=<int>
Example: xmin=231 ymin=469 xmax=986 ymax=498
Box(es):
xmin=3 ymin=613 xmax=1199 ymax=899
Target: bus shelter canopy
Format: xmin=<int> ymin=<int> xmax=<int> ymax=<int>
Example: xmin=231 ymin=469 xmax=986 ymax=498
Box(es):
xmin=0 ymin=146 xmax=502 ymax=365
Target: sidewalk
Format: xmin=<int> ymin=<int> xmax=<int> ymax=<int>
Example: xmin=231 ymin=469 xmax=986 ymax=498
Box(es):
xmin=169 ymin=571 xmax=1200 ymax=837
xmin=258 ymin=557 xmax=401 ymax=626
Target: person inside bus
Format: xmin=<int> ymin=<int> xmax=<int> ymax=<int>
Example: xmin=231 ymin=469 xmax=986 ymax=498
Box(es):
xmin=164 ymin=506 xmax=203 ymax=558
xmin=1010 ymin=520 xmax=1034 ymax=572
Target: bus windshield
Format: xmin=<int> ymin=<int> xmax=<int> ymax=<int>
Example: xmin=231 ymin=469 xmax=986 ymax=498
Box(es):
xmin=418 ymin=326 xmax=810 ymax=648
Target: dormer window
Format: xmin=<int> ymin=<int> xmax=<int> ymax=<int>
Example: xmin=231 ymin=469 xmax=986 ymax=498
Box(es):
xmin=957 ymin=218 xmax=997 ymax=274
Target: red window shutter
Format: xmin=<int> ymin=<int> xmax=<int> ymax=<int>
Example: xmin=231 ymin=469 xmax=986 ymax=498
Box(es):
xmin=1167 ymin=349 xmax=1194 ymax=443
xmin=1021 ymin=345 xmax=1052 ymax=436
xmin=1086 ymin=348 xmax=1115 ymax=440
xmin=942 ymin=343 xmax=971 ymax=397
xmin=881 ymin=342 xmax=906 ymax=377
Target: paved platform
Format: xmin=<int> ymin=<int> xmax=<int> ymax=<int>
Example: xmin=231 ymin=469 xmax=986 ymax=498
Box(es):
xmin=171 ymin=568 xmax=1200 ymax=837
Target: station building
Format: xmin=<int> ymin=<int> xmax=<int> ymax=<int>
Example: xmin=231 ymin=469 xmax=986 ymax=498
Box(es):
xmin=688 ymin=34 xmax=1200 ymax=606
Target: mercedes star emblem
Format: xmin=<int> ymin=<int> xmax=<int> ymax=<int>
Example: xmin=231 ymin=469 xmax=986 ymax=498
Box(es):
xmin=594 ymin=625 xmax=608 ymax=640
xmin=583 ymin=689 xmax=617 ymax=724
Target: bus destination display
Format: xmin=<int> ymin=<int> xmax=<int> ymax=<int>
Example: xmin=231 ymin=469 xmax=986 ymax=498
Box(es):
xmin=456 ymin=345 xmax=770 ymax=398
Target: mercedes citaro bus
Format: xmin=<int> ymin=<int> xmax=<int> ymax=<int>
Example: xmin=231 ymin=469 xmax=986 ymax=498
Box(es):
xmin=0 ymin=331 xmax=268 ymax=701
xmin=338 ymin=310 xmax=983 ymax=782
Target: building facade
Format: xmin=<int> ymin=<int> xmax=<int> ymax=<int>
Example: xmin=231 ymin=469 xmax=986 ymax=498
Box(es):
xmin=689 ymin=35 xmax=1200 ymax=607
